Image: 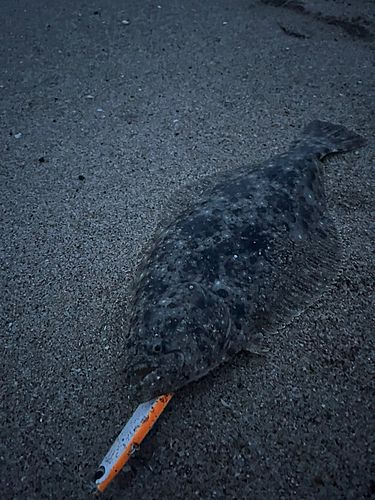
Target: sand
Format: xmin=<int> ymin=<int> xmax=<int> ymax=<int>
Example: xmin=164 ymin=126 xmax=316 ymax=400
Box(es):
xmin=1 ymin=0 xmax=374 ymax=498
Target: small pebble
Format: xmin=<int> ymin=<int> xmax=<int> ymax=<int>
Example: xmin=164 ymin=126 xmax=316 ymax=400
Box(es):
xmin=14 ymin=132 xmax=22 ymax=139
xmin=220 ymin=399 xmax=232 ymax=409
xmin=121 ymin=19 xmax=130 ymax=25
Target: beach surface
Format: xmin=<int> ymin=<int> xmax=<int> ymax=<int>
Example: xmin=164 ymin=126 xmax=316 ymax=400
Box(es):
xmin=1 ymin=0 xmax=374 ymax=498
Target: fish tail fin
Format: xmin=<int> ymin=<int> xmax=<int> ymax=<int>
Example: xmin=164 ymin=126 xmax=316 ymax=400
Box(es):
xmin=294 ymin=120 xmax=366 ymax=159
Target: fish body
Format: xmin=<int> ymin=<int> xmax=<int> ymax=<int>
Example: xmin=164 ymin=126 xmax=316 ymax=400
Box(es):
xmin=123 ymin=121 xmax=365 ymax=401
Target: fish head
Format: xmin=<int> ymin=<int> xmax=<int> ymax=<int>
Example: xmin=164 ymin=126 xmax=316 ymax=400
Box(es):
xmin=124 ymin=281 xmax=232 ymax=402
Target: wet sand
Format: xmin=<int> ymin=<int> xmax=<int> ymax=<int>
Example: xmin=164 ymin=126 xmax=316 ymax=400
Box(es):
xmin=1 ymin=0 xmax=374 ymax=498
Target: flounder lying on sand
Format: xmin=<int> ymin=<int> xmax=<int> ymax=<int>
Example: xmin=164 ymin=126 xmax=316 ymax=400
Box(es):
xmin=123 ymin=121 xmax=365 ymax=401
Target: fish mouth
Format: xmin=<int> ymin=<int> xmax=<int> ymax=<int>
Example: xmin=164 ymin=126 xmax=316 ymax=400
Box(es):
xmin=133 ymin=365 xmax=156 ymax=382
xmin=126 ymin=351 xmax=186 ymax=400
xmin=126 ymin=362 xmax=158 ymax=386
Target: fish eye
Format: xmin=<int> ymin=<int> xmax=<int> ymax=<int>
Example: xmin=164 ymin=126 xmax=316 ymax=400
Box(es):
xmin=149 ymin=337 xmax=163 ymax=354
xmin=153 ymin=343 xmax=161 ymax=353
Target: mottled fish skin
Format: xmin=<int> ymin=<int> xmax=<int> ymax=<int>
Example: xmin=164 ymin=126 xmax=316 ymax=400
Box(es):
xmin=123 ymin=121 xmax=365 ymax=402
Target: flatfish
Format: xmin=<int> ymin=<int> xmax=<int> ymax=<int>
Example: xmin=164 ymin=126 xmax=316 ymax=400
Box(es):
xmin=122 ymin=121 xmax=365 ymax=401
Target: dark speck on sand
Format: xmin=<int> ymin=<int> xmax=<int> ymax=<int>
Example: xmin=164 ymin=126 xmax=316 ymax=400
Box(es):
xmin=1 ymin=0 xmax=374 ymax=498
